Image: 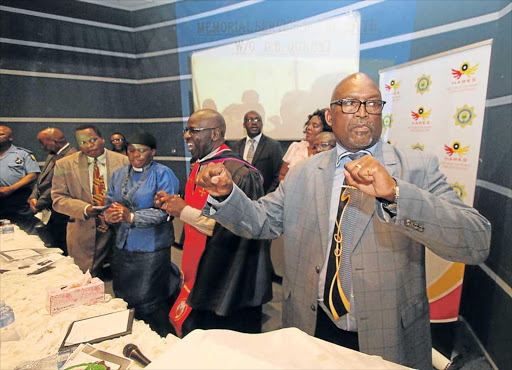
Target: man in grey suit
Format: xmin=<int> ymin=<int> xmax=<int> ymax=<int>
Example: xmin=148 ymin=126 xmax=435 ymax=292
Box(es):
xmin=52 ymin=125 xmax=129 ymax=276
xmin=29 ymin=128 xmax=77 ymax=252
xmin=195 ymin=73 xmax=491 ymax=369
xmin=232 ymin=111 xmax=283 ymax=194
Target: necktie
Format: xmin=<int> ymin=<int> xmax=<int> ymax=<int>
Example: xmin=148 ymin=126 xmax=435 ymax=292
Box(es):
xmin=246 ymin=139 xmax=256 ymax=164
xmin=324 ymin=152 xmax=367 ymax=319
xmin=92 ymin=159 xmax=106 ymax=206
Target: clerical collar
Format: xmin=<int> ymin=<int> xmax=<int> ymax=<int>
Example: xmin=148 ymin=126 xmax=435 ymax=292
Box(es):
xmin=132 ymin=162 xmax=152 ymax=172
xmin=335 ymin=142 xmax=377 ymax=167
xmin=199 ymin=145 xmax=229 ymax=163
xmin=56 ymin=143 xmax=70 ymax=156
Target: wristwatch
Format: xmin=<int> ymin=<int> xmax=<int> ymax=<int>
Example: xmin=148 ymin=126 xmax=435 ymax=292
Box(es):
xmin=381 ymin=185 xmax=399 ymax=215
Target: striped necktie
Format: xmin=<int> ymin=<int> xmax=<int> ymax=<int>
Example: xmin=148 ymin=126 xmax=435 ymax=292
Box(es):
xmin=324 ymin=151 xmax=369 ymax=319
xmin=92 ymin=159 xmax=106 ymax=206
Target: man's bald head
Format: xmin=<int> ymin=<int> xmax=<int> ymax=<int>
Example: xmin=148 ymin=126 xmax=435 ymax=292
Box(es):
xmin=0 ymin=126 xmax=14 ymax=149
xmin=184 ymin=109 xmax=227 ymax=160
xmin=326 ymin=72 xmax=384 ymax=152
xmin=191 ymin=109 xmax=226 ymax=137
xmin=330 ymin=73 xmax=381 ymax=102
xmin=37 ymin=127 xmax=68 ymax=154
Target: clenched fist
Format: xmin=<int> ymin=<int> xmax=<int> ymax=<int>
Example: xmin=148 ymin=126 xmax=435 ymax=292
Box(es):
xmin=195 ymin=163 xmax=234 ymax=197
xmin=344 ymin=155 xmax=396 ymax=201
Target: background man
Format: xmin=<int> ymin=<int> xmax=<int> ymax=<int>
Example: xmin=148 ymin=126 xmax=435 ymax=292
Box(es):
xmin=312 ymin=131 xmax=336 ymax=155
xmin=52 ymin=125 xmax=129 ymax=276
xmin=0 ymin=125 xmax=40 ymax=233
xmin=155 ymin=109 xmax=272 ymax=337
xmin=110 ymin=132 xmax=127 ymax=155
xmin=29 ymin=128 xmax=77 ymax=251
xmin=195 ymin=73 xmax=491 ymax=370
xmin=232 ymin=110 xmax=283 ymax=194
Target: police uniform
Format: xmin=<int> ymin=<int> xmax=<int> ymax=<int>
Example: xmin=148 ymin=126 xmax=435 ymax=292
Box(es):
xmin=0 ymin=145 xmax=41 ymax=233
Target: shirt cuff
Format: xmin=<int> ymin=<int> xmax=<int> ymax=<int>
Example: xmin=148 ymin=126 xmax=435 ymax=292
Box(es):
xmin=83 ymin=205 xmax=91 ymax=219
xmin=180 ymin=205 xmax=215 ymax=236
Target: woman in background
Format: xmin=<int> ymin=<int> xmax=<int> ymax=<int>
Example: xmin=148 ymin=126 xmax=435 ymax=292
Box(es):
xmin=110 ymin=132 xmax=127 ymax=155
xmin=279 ymin=108 xmax=332 ymax=181
xmin=105 ymin=131 xmax=180 ymax=337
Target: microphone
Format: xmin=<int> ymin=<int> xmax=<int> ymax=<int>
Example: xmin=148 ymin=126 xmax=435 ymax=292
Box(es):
xmin=123 ymin=343 xmax=151 ymax=367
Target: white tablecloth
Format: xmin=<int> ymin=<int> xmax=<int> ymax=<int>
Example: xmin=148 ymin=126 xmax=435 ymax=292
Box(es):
xmin=147 ymin=328 xmax=410 ymax=369
xmin=0 ymin=226 xmax=179 ymax=369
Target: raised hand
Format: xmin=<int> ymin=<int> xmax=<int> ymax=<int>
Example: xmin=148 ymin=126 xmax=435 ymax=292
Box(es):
xmin=195 ymin=162 xmax=233 ymax=197
xmin=344 ymin=155 xmax=396 ymax=201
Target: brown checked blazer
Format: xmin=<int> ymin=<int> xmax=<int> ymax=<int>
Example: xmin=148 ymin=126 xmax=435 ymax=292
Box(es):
xmin=52 ymin=149 xmax=129 ymax=272
xmin=204 ymin=140 xmax=491 ymax=369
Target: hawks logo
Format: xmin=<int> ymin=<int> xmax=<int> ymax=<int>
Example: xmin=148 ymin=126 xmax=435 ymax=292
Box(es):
xmin=444 ymin=141 xmax=470 ymax=157
xmin=385 ymin=79 xmax=400 ymax=91
xmin=382 ymin=114 xmax=393 ymax=129
xmin=174 ymin=298 xmax=188 ymax=320
xmin=451 ymin=62 xmax=479 ymax=79
xmin=415 ymin=74 xmax=432 ymax=95
xmin=411 ymin=107 xmax=431 ymax=121
xmin=450 ymin=182 xmax=467 ymax=200
xmin=453 ymin=105 xmax=476 ymax=127
xmin=411 ymin=142 xmax=424 ymax=151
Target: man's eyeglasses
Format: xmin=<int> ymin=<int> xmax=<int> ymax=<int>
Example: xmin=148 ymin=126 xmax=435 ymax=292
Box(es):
xmin=78 ymin=137 xmax=100 ymax=146
xmin=312 ymin=142 xmax=335 ymax=151
xmin=244 ymin=117 xmax=262 ymax=123
xmin=330 ymin=99 xmax=386 ymax=115
xmin=183 ymin=127 xmax=218 ymax=135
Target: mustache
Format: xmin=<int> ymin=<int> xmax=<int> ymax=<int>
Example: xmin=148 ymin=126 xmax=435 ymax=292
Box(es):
xmin=348 ymin=120 xmax=374 ymax=131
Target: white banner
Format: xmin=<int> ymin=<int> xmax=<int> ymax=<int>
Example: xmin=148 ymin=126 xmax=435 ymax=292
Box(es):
xmin=191 ymin=13 xmax=360 ymax=140
xmin=379 ymin=40 xmax=492 ymax=322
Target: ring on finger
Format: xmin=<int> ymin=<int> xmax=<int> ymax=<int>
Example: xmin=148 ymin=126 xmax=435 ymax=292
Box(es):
xmin=355 ymin=164 xmax=362 ymax=169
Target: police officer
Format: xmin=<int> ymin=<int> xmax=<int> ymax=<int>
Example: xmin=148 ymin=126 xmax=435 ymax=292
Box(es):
xmin=0 ymin=125 xmax=41 ymax=234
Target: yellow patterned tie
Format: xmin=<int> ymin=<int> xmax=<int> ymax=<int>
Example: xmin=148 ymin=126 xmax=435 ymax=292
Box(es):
xmin=92 ymin=159 xmax=106 ymax=206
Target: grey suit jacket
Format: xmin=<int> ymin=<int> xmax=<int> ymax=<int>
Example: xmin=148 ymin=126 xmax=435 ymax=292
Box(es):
xmin=30 ymin=145 xmax=77 ymax=212
xmin=52 ymin=149 xmax=129 ymax=271
xmin=233 ymin=134 xmax=283 ymax=194
xmin=204 ymin=140 xmax=491 ymax=369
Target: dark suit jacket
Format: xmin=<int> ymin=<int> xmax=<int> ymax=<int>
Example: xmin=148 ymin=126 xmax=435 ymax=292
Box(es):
xmin=233 ymin=134 xmax=283 ymax=194
xmin=29 ymin=145 xmax=77 ymax=212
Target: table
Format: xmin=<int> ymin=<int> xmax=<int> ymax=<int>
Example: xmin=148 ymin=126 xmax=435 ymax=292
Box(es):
xmin=0 ymin=226 xmax=179 ymax=369
xmin=1 ymin=226 xmax=410 ymax=369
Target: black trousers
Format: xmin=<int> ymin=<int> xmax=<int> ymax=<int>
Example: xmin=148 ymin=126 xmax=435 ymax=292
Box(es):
xmin=182 ymin=305 xmax=263 ymax=337
xmin=0 ymin=188 xmax=40 ymax=234
xmin=314 ymin=308 xmax=359 ymax=351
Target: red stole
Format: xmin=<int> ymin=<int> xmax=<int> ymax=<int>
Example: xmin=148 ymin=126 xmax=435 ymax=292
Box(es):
xmin=169 ymin=144 xmax=230 ymax=337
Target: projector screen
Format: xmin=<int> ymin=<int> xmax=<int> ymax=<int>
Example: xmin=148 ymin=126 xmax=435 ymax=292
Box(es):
xmin=191 ymin=13 xmax=360 ymax=140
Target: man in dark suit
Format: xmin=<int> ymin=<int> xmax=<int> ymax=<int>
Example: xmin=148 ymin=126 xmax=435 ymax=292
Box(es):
xmin=232 ymin=111 xmax=283 ymax=194
xmin=29 ymin=128 xmax=77 ymax=252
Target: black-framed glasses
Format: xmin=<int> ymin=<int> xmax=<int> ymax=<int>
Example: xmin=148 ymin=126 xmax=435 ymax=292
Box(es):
xmin=244 ymin=117 xmax=262 ymax=123
xmin=312 ymin=142 xmax=335 ymax=151
xmin=330 ymin=99 xmax=386 ymax=115
xmin=183 ymin=127 xmax=218 ymax=135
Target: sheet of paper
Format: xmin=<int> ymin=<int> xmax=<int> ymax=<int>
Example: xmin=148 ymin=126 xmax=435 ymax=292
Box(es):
xmin=1 ymin=249 xmax=40 ymax=260
xmin=64 ymin=310 xmax=131 ymax=346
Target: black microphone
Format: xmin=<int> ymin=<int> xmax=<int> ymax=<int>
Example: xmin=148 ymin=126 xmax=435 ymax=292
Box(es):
xmin=123 ymin=343 xmax=151 ymax=367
